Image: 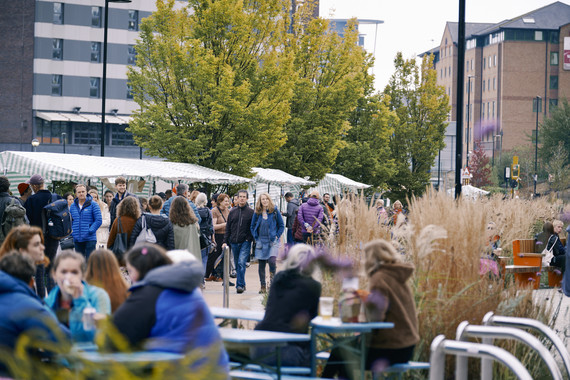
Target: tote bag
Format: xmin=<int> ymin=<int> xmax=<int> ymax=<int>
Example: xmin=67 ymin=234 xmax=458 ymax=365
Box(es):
xmin=111 ymin=217 xmax=129 ymax=263
xmin=542 ymin=236 xmax=558 ymax=267
xmin=135 ymin=215 xmax=157 ymax=245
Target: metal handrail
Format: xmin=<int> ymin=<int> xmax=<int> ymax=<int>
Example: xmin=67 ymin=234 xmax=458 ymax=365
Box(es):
xmin=430 ymin=335 xmax=532 ymax=380
xmin=483 ymin=311 xmax=570 ymax=379
xmin=223 ymin=246 xmax=230 ymax=308
xmin=455 ymin=321 xmax=563 ymax=380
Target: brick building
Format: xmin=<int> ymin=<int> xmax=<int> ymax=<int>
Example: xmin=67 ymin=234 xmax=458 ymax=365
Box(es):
xmin=427 ymin=1 xmax=570 ymax=167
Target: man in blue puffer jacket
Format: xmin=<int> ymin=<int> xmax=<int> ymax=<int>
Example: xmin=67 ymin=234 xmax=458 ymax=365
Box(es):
xmin=113 ymin=259 xmax=228 ymax=375
xmin=69 ymin=184 xmax=102 ymax=259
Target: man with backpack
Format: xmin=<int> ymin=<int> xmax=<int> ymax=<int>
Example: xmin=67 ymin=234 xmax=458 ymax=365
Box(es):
xmin=24 ymin=174 xmax=62 ymax=294
xmin=0 ymin=176 xmax=28 ymax=246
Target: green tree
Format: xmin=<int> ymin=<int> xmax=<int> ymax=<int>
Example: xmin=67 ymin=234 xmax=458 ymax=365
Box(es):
xmin=383 ymin=53 xmax=450 ymax=201
xmin=266 ymin=13 xmax=372 ymax=180
xmin=334 ymin=91 xmax=397 ymax=190
xmin=546 ymin=142 xmax=570 ymax=193
xmin=539 ymin=98 xmax=570 ymax=166
xmin=127 ymin=0 xmax=295 ymax=177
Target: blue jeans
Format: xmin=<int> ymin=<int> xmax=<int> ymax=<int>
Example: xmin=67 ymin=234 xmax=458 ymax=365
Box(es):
xmin=231 ymin=241 xmax=251 ymax=289
xmin=287 ymin=229 xmax=296 ymax=246
xmin=74 ymin=240 xmax=97 ymax=260
xmin=201 ymin=247 xmax=209 ymax=277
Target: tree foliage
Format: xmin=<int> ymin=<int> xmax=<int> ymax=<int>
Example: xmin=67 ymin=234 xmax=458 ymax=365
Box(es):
xmin=127 ymin=0 xmax=295 ymax=177
xmin=539 ymin=98 xmax=570 ymax=167
xmin=382 ymin=53 xmax=450 ymax=201
xmin=266 ymin=11 xmax=372 ymax=180
xmin=470 ymin=141 xmax=492 ymax=187
xmin=546 ymin=142 xmax=570 ymax=193
xmin=334 ymin=90 xmax=397 ymax=190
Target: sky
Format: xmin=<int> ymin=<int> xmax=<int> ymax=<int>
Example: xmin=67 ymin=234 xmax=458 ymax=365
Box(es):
xmin=319 ymin=0 xmax=570 ymax=91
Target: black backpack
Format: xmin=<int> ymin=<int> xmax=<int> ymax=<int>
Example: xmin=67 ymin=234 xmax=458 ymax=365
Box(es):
xmin=43 ymin=196 xmax=72 ymax=239
xmin=0 ymin=198 xmax=27 ymax=242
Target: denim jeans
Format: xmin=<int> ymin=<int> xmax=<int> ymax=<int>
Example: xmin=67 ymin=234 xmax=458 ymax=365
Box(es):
xmin=287 ymin=229 xmax=296 ymax=246
xmin=231 ymin=241 xmax=251 ymax=289
xmin=201 ymin=247 xmax=209 ymax=277
xmin=74 ymin=240 xmax=97 ymax=260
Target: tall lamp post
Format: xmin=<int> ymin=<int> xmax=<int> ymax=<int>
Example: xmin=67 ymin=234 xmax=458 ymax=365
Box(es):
xmin=534 ymin=96 xmax=541 ymax=195
xmin=61 ymin=132 xmax=66 ymax=154
xmin=101 ymin=0 xmax=132 ymax=156
xmin=465 ymin=75 xmax=474 ymax=168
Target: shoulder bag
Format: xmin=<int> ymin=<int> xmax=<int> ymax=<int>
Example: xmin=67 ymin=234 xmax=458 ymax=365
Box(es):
xmin=542 ymin=236 xmax=558 ymax=267
xmin=135 ymin=215 xmax=157 ymax=245
xmin=111 ymin=217 xmax=129 ymax=263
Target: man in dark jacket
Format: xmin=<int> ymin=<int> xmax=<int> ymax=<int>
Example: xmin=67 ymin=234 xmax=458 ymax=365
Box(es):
xmin=0 ymin=253 xmax=70 ymax=376
xmin=24 ymin=174 xmax=61 ymax=294
xmin=282 ymin=192 xmax=300 ymax=246
xmin=109 ymin=176 xmax=136 ymax=229
xmin=222 ymin=190 xmax=254 ymax=294
xmin=0 ymin=176 xmax=15 ymax=244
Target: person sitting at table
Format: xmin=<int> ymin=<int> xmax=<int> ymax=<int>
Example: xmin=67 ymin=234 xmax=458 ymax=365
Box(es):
xmin=45 ymin=250 xmax=111 ymax=342
xmin=251 ymin=243 xmax=321 ymax=367
xmin=112 ymin=244 xmax=228 ymax=374
xmin=0 ymin=252 xmax=71 ymax=376
xmin=322 ymin=239 xmax=419 ymax=379
xmin=85 ymin=249 xmax=129 ymax=313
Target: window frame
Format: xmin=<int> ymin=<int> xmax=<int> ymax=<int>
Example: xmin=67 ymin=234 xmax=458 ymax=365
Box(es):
xmin=52 ymin=38 xmax=63 ymax=60
xmin=89 ymin=77 xmax=100 ymax=98
xmin=51 ymin=75 xmax=62 ymax=96
xmin=53 ymin=2 xmax=64 ymax=24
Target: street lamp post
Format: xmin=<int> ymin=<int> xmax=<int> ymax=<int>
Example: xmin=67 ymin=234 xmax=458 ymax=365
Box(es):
xmin=534 ymin=96 xmax=541 ymax=195
xmin=465 ymin=75 xmax=474 ymax=168
xmin=31 ymin=138 xmax=39 ymax=152
xmin=61 ymin=132 xmax=66 ymax=153
xmin=101 ymin=0 xmax=132 ymax=157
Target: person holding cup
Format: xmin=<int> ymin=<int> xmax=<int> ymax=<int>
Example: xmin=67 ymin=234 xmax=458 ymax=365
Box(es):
xmin=252 ymin=244 xmax=321 ymax=367
xmin=45 ymin=250 xmax=111 ymax=342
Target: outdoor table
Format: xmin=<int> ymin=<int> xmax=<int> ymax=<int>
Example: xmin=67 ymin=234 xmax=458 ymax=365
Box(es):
xmin=219 ymin=327 xmax=310 ymax=380
xmin=310 ymin=316 xmax=394 ymax=380
xmin=210 ymin=306 xmax=265 ymax=327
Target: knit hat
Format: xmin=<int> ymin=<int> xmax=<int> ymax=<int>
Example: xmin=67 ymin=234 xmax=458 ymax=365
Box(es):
xmin=17 ymin=183 xmax=30 ymax=196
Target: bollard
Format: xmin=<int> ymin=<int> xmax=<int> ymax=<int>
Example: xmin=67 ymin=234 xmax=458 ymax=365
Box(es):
xmin=223 ymin=246 xmax=230 ymax=308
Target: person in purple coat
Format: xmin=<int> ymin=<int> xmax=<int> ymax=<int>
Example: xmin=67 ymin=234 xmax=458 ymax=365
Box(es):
xmin=296 ymin=191 xmax=324 ymax=245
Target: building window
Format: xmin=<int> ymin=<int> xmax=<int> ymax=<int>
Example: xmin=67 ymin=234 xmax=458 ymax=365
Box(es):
xmin=466 ymin=61 xmax=469 ymax=72
xmin=549 ymin=99 xmax=558 ymax=112
xmin=89 ymin=77 xmax=100 ymax=98
xmin=127 ymin=45 xmax=137 ymax=65
xmin=551 ymin=52 xmax=559 ymax=66
xmin=51 ymin=75 xmax=62 ymax=96
xmin=492 ymin=101 xmax=495 ymax=119
xmin=53 ymin=2 xmax=63 ymax=24
xmin=52 ymin=39 xmax=63 ymax=60
xmin=550 ymin=75 xmax=558 ymax=89
xmin=91 ymin=42 xmax=101 ymax=62
xmin=91 ymin=7 xmax=102 ymax=27
xmin=533 ymin=97 xmax=542 ymax=112
xmin=535 ymin=31 xmax=543 ymax=41
xmin=488 ymin=79 xmax=490 ymax=91
xmin=487 ymin=103 xmax=490 ymax=119
xmin=483 ymin=58 xmax=486 ymax=69
xmin=127 ymin=83 xmax=134 ymax=99
xmin=493 ymin=77 xmax=496 ymax=90
xmin=73 ymin=124 xmax=101 ymax=145
xmin=128 ymin=10 xmax=139 ymax=31
xmin=550 ymin=31 xmax=559 ymax=44
xmin=440 ymin=68 xmax=442 ymax=78
xmin=482 ymin=102 xmax=485 ymax=119
xmin=489 ymin=56 xmax=492 ymax=68
xmin=36 ymin=119 xmax=68 ymax=144
xmin=483 ymin=80 xmax=485 ymax=92
xmin=494 ymin=55 xmax=497 ymax=67
xmin=111 ymin=124 xmax=135 ymax=146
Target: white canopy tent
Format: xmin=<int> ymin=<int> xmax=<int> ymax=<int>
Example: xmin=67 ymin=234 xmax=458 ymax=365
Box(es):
xmin=248 ymin=167 xmax=315 ymax=211
xmin=308 ymin=173 xmax=371 ymax=197
xmin=447 ymin=184 xmax=490 ymax=199
xmin=0 ymin=151 xmax=250 ymax=196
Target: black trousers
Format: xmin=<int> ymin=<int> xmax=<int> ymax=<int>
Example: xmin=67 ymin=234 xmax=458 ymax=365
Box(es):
xmin=205 ymin=233 xmax=225 ymax=278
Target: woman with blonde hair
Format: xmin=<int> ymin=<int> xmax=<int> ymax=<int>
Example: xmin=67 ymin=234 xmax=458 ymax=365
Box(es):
xmin=0 ymin=225 xmax=48 ymax=296
xmin=85 ymin=249 xmax=129 ymax=312
xmin=323 ymin=239 xmax=419 ymax=379
xmin=250 ymin=193 xmax=284 ymax=293
xmin=89 ymin=189 xmax=110 ymax=248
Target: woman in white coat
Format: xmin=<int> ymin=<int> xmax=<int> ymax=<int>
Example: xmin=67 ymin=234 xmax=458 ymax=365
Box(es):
xmin=89 ymin=189 xmax=110 ymax=248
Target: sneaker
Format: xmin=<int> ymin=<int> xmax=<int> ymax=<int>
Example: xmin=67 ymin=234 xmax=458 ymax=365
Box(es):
xmin=223 ymin=281 xmax=235 ymax=287
xmin=230 ymin=271 xmax=237 ymax=278
xmin=213 ymin=277 xmax=223 ymax=282
xmin=236 ymin=286 xmax=245 ymax=294
xmin=259 ymin=285 xmax=267 ymax=294
xmin=246 ymin=262 xmax=251 ymax=268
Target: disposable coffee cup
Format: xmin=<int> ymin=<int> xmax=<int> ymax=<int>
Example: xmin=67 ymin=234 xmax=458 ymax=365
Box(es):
xmin=319 ymin=297 xmax=334 ymax=320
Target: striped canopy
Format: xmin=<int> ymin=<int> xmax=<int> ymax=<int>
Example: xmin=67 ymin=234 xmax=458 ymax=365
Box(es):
xmin=308 ymin=173 xmax=371 ymax=196
xmin=251 ymin=167 xmax=315 ymax=186
xmin=0 ymin=151 xmax=250 ymax=187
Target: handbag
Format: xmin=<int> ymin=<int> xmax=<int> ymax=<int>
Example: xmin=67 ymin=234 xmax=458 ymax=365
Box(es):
xmin=59 ymin=235 xmax=74 ymax=250
xmin=542 ymin=236 xmax=558 ymax=267
xmin=135 ymin=215 xmax=157 ymax=245
xmin=111 ymin=217 xmax=129 ymax=263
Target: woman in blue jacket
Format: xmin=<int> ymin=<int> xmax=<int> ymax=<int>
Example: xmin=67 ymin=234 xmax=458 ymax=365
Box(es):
xmin=69 ymin=184 xmax=102 ymax=259
xmin=251 ymin=193 xmax=284 ymax=294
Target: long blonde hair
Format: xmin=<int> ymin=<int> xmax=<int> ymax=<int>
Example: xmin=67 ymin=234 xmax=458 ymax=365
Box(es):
xmin=255 ymin=193 xmax=275 ymax=214
xmin=89 ymin=189 xmax=107 ymax=212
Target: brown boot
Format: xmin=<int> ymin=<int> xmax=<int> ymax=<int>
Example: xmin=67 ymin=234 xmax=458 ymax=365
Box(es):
xmin=259 ymin=285 xmax=267 ymax=294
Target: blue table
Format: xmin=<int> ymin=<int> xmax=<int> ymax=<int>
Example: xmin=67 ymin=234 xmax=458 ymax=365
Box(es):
xmin=310 ymin=316 xmax=394 ymax=380
xmin=210 ymin=306 xmax=265 ymax=327
xmin=219 ymin=327 xmax=310 ymax=380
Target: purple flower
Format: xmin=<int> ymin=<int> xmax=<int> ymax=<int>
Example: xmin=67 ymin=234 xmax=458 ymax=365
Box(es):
xmin=535 ymin=241 xmax=543 ymax=246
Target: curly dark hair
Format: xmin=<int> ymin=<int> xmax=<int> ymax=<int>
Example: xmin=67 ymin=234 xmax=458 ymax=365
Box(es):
xmin=117 ymin=196 xmax=141 ymax=220
xmin=169 ymin=196 xmax=197 ymax=227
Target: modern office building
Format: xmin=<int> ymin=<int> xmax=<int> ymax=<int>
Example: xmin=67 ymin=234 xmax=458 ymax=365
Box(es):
xmin=425 ymin=1 xmax=570 ymax=168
